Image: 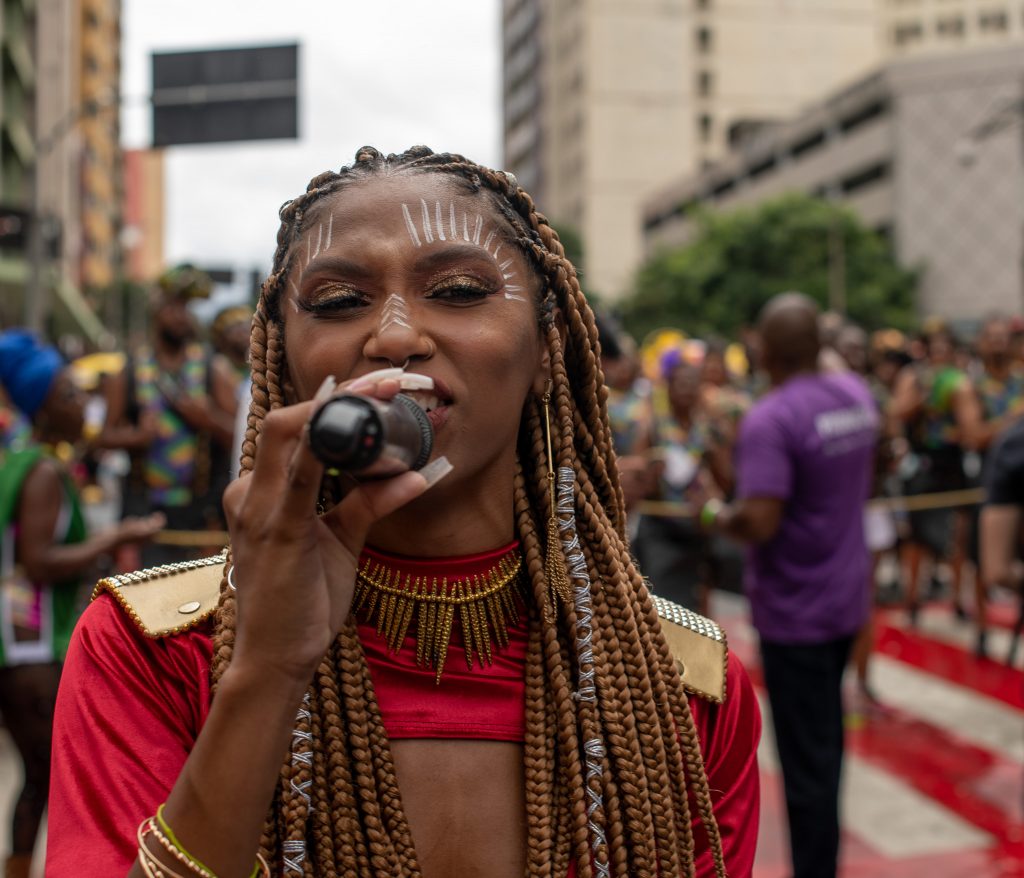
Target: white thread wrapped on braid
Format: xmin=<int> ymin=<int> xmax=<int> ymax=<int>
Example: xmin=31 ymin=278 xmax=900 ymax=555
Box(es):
xmin=284 ymin=694 xmax=313 ymax=874
xmin=556 ymin=466 xmax=611 ymax=878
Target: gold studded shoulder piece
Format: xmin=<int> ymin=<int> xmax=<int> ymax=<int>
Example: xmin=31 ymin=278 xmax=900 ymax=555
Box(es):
xmin=651 ymin=594 xmax=728 ymax=704
xmin=90 ymin=553 xmax=226 ymax=638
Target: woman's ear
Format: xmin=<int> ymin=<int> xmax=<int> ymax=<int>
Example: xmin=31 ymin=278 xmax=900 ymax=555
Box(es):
xmin=532 ymin=308 xmax=567 ymax=395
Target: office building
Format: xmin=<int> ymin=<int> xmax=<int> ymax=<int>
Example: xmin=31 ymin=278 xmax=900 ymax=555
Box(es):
xmin=642 ymin=45 xmax=1024 ymax=322
xmin=502 ymin=0 xmax=883 ymax=299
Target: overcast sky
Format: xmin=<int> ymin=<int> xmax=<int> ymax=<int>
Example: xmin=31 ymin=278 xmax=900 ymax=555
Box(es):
xmin=121 ymin=1 xmax=501 ymax=284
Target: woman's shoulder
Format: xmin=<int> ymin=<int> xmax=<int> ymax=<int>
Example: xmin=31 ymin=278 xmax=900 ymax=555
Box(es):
xmin=651 ymin=593 xmax=728 ymax=704
xmin=89 ymin=552 xmax=225 ymax=639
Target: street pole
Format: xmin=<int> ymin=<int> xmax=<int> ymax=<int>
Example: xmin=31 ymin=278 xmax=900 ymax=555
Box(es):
xmin=24 ymin=156 xmax=45 ymax=333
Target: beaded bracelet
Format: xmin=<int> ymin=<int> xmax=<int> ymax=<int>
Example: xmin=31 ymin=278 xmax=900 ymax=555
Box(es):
xmin=137 ymin=811 xmax=271 ymax=878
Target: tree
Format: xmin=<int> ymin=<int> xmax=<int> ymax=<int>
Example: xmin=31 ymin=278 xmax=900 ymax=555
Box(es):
xmin=621 ymin=193 xmax=917 ymax=341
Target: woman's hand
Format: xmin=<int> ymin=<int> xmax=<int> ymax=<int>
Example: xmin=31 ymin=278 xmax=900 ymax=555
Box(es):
xmin=222 ymin=369 xmax=450 ymax=686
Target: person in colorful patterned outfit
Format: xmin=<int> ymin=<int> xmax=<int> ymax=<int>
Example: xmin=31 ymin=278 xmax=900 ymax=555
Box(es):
xmin=49 ymin=147 xmax=760 ymax=878
xmin=890 ymin=319 xmax=982 ymax=625
xmin=0 ymin=331 xmax=163 ymax=878
xmin=102 ymin=266 xmax=237 ymax=565
xmin=635 ymin=359 xmax=720 ymax=614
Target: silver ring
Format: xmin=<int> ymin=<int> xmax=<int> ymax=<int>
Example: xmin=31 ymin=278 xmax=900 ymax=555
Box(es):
xmin=388 ymin=358 xmax=411 ymax=370
xmin=227 ymin=565 xmax=237 ymax=592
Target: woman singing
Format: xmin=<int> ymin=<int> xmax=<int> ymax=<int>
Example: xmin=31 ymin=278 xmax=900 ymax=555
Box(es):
xmin=48 ymin=147 xmax=760 ymax=878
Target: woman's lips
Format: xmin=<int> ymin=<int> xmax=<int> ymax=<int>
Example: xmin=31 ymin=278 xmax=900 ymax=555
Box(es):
xmin=426 ymin=404 xmax=450 ymax=431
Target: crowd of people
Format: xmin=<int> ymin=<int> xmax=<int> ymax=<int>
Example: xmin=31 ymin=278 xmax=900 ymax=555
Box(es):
xmin=0 ymin=266 xmax=251 ymax=876
xmin=602 ymin=308 xmax=1024 ymax=665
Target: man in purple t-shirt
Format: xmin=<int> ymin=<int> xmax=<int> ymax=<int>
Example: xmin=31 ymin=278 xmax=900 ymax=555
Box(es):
xmin=702 ymin=293 xmax=876 ymax=878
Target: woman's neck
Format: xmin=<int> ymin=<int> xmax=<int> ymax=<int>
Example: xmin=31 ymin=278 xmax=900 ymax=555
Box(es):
xmin=365 ymin=465 xmax=517 ymax=558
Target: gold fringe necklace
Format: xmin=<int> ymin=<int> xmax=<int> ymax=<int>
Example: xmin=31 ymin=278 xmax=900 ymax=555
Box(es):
xmin=353 ymin=551 xmax=525 ymax=683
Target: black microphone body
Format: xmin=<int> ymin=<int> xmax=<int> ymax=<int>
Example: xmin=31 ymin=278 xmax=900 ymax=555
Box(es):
xmin=308 ymin=393 xmax=433 ymax=478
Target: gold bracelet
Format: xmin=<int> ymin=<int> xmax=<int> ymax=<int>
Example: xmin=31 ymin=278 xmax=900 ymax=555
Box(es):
xmin=138 ymin=812 xmax=272 ymax=878
xmin=137 ymin=818 xmax=195 ymax=878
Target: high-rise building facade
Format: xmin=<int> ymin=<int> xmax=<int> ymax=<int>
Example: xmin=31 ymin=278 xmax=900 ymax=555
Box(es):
xmin=882 ymin=0 xmax=1024 ymax=55
xmin=78 ymin=0 xmax=121 ymax=292
xmin=502 ymin=0 xmax=883 ymax=299
xmin=0 ymin=0 xmax=122 ymax=337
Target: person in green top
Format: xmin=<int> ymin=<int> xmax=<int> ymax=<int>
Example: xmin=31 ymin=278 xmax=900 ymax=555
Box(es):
xmin=0 ymin=330 xmax=163 ymax=878
xmin=890 ymin=319 xmax=983 ymax=626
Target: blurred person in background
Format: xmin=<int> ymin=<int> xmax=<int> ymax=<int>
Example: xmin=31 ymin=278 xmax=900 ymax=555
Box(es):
xmin=0 ymin=387 xmax=30 ymax=453
xmin=966 ymin=314 xmax=1024 ymax=656
xmin=837 ymin=322 xmax=894 ymax=708
xmin=890 ymin=319 xmax=982 ymax=625
xmin=979 ymin=409 xmax=1024 ymax=664
xmin=209 ymin=305 xmax=253 ymax=517
xmin=101 ymin=266 xmax=236 ymax=565
xmin=596 ymin=313 xmax=654 ymax=537
xmin=635 ymin=358 xmax=720 ymax=615
xmin=702 ymin=293 xmax=876 ymax=878
xmin=0 ymin=331 xmax=163 ymax=878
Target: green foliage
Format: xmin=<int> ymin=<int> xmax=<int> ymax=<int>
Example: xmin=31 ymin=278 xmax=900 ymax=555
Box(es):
xmin=621 ymin=193 xmax=917 ymax=340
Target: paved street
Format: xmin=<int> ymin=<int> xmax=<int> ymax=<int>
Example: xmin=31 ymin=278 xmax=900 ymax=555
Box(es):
xmin=713 ymin=591 xmax=1024 ymax=877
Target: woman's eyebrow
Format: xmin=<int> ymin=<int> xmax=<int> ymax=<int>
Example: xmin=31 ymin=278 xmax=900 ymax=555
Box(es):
xmin=300 ymin=255 xmax=374 ymax=283
xmin=412 ymin=242 xmax=503 ymax=273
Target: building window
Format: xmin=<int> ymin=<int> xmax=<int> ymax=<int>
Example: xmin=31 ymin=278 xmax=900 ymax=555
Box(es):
xmin=697 ymin=70 xmax=713 ymax=97
xmin=698 ymin=114 xmax=713 ymax=143
xmin=979 ymin=9 xmax=1009 ymax=30
xmin=892 ymin=21 xmax=924 ymax=45
xmin=696 ymin=27 xmax=712 ymax=52
xmin=936 ymin=15 xmax=965 ymax=36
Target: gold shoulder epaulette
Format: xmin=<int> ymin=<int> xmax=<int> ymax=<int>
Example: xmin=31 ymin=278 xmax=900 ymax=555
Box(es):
xmin=652 ymin=594 xmax=728 ymax=704
xmin=91 ymin=553 xmax=226 ymax=638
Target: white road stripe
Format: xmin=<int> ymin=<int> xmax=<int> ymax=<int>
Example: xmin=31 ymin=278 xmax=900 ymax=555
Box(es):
xmin=756 ymin=694 xmax=992 ymax=858
xmin=885 ymin=604 xmax=1024 ymax=672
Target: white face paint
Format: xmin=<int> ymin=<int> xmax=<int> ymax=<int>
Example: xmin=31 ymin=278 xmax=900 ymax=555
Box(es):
xmin=306 ymin=223 xmax=325 ymax=265
xmin=379 ymin=292 xmax=413 ymax=334
xmin=399 ymin=200 xmax=529 ymax=303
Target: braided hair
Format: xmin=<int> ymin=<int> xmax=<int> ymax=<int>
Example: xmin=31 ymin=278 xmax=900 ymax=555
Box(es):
xmin=210 ymin=146 xmax=728 ymax=877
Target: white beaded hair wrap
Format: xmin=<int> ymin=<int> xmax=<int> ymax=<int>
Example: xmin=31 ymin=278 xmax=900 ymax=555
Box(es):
xmin=283 ymin=693 xmax=313 ymax=874
xmin=556 ymin=466 xmax=610 ymax=878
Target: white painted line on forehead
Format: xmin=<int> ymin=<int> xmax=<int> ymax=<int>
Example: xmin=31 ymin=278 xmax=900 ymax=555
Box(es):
xmin=462 ymin=212 xmax=470 ymax=242
xmin=435 ymin=201 xmax=446 ymax=241
xmin=472 ymin=214 xmax=483 ymax=245
xmin=420 ymin=199 xmax=434 ymax=244
xmin=401 ymin=204 xmax=422 ymax=248
xmin=483 ymin=230 xmax=496 ymax=251
xmin=325 ymin=214 xmax=333 ymax=250
xmin=449 ymin=202 xmax=457 ymax=240
xmin=499 ymin=258 xmax=514 ymax=272
xmin=379 ymin=293 xmax=413 ymax=333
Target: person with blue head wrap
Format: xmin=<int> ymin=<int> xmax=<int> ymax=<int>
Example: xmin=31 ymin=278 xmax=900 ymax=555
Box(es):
xmin=0 ymin=329 xmax=164 ymax=878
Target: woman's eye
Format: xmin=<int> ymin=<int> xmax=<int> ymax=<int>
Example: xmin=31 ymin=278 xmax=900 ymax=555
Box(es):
xmin=298 ymin=285 xmax=368 ymax=316
xmin=427 ymin=280 xmax=495 ymax=303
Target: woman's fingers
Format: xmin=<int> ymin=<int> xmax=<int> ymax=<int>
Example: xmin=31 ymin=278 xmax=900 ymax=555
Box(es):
xmin=321 ymin=456 xmax=453 ymax=554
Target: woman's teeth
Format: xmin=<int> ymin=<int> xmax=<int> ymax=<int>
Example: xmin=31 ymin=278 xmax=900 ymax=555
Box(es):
xmin=406 ymin=391 xmax=442 ymax=413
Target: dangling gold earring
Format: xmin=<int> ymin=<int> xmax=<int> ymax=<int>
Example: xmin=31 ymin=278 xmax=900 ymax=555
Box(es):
xmin=542 ymin=380 xmax=571 ymax=619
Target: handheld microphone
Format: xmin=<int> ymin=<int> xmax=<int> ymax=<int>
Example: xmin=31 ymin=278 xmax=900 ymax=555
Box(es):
xmin=308 ymin=393 xmax=433 ymax=478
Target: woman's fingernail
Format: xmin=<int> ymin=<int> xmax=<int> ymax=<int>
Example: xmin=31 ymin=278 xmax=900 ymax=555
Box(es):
xmin=349 ymin=367 xmax=404 ymax=391
xmin=418 ymin=456 xmax=452 ymax=489
xmin=312 ymin=375 xmax=337 ymax=405
xmin=398 ymin=372 xmax=434 ymax=391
